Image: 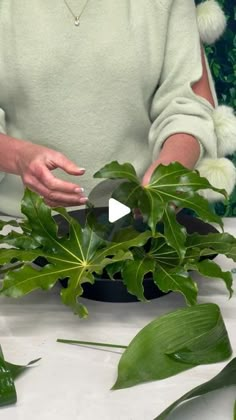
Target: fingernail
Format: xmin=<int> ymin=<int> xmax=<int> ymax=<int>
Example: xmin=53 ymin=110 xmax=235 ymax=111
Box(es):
xmin=80 ymin=197 xmax=88 ymax=204
xmin=75 ymin=187 xmax=84 ymax=193
xmin=79 ymin=168 xmax=86 ymax=171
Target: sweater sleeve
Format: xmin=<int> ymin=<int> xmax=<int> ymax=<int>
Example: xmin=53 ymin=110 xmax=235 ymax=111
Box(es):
xmin=148 ymin=0 xmax=218 ymax=163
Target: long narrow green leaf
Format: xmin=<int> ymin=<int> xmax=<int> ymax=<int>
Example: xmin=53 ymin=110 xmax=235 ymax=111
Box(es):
xmin=112 ymin=304 xmax=232 ymax=390
xmin=57 ymin=339 xmax=127 ymax=349
xmin=154 ymin=358 xmax=236 ymax=420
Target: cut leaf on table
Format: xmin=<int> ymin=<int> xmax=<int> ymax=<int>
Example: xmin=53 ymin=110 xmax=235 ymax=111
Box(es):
xmin=0 ymin=345 xmax=40 ymax=407
xmin=154 ymin=357 xmax=236 ymax=420
xmin=112 ymin=303 xmax=232 ymax=389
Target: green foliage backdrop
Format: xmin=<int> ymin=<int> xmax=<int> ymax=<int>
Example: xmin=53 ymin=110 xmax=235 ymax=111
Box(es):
xmin=196 ymin=0 xmax=236 ymax=216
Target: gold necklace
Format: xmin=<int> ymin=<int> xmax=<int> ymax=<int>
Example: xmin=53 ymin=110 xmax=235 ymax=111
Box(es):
xmin=63 ymin=0 xmax=90 ymax=26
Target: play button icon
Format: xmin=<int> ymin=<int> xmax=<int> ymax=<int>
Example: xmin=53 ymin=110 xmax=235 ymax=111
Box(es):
xmin=108 ymin=198 xmax=131 ymax=223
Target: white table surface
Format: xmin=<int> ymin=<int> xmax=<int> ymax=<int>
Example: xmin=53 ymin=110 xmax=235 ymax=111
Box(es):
xmin=0 ymin=217 xmax=236 ymax=420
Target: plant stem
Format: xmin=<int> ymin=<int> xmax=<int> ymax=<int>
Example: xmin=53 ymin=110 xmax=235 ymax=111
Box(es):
xmin=57 ymin=338 xmax=127 ymax=349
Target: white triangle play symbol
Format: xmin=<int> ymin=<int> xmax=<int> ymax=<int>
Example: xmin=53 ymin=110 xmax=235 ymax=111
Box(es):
xmin=108 ymin=198 xmax=131 ymax=223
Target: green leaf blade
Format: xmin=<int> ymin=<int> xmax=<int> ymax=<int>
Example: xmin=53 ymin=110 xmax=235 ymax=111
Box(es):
xmin=113 ymin=304 xmax=232 ymax=390
xmin=153 ymin=266 xmax=198 ymax=306
xmin=0 ymin=231 xmax=41 ymax=250
xmin=21 ymin=189 xmax=60 ymax=249
xmin=186 ymin=232 xmax=236 ymax=261
xmin=122 ymin=256 xmax=155 ymax=301
xmin=154 ymin=358 xmax=236 ymax=420
xmin=162 ymin=206 xmax=187 ymax=261
xmin=93 ymin=161 xmax=139 ymax=183
xmin=0 ymin=346 xmax=17 ymax=407
xmin=186 ymin=259 xmax=234 ymax=298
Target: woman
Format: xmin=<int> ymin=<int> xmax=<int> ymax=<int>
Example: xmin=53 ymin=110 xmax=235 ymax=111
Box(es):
xmin=0 ymin=0 xmax=226 ymax=216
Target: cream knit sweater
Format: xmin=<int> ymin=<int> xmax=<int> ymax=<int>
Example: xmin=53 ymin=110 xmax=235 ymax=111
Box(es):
xmin=0 ymin=0 xmax=218 ymax=216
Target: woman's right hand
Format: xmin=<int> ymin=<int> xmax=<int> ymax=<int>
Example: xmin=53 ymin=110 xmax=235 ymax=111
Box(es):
xmin=14 ymin=140 xmax=88 ymax=208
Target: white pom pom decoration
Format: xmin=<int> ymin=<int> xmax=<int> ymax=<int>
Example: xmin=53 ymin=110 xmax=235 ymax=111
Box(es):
xmin=197 ymin=0 xmax=227 ymax=44
xmin=196 ymin=158 xmax=236 ymax=201
xmin=212 ymin=106 xmax=236 ymax=157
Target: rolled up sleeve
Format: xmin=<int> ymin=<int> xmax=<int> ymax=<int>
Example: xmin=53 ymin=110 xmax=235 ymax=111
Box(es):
xmin=148 ymin=0 xmax=218 ymax=163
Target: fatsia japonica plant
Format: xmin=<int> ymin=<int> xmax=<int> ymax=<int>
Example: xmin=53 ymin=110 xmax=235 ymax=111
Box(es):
xmin=0 ymin=161 xmax=235 ymax=317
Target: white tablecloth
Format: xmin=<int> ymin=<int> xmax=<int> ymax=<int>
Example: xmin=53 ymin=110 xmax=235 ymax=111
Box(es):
xmin=0 ymin=218 xmax=235 ymax=420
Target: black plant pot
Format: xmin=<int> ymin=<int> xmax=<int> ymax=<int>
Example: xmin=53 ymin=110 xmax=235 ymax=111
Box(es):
xmin=39 ymin=207 xmax=217 ymax=303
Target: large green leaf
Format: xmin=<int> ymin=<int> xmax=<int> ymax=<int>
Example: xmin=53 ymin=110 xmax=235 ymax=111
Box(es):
xmin=94 ymin=161 xmax=225 ymax=239
xmin=0 ymin=190 xmax=151 ymax=317
xmin=112 ymin=303 xmax=232 ymax=390
xmin=154 ymin=357 xmax=236 ymax=420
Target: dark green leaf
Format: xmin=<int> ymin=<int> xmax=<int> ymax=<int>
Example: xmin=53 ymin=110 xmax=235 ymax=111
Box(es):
xmin=0 ymin=249 xmax=42 ymax=266
xmin=0 ymin=190 xmax=150 ymax=316
xmin=112 ymin=304 xmax=232 ymax=390
xmin=0 ymin=231 xmax=40 ymax=250
xmin=186 ymin=259 xmax=233 ymax=298
xmin=96 ymin=162 xmax=225 ymax=236
xmin=21 ymin=188 xmax=61 ymax=250
xmin=154 ymin=358 xmax=236 ymax=420
xmin=93 ymin=160 xmax=139 ymax=183
xmin=0 ymin=346 xmax=16 ymax=407
xmin=153 ymin=266 xmax=198 ymax=306
xmin=122 ymin=256 xmax=155 ymax=301
xmin=162 ymin=206 xmax=186 ymax=261
xmin=0 ymin=345 xmax=40 ymax=408
xmin=186 ymin=232 xmax=236 ymax=261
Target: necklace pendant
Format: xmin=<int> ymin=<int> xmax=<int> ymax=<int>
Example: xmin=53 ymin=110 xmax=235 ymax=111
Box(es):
xmin=74 ymin=16 xmax=80 ymax=26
